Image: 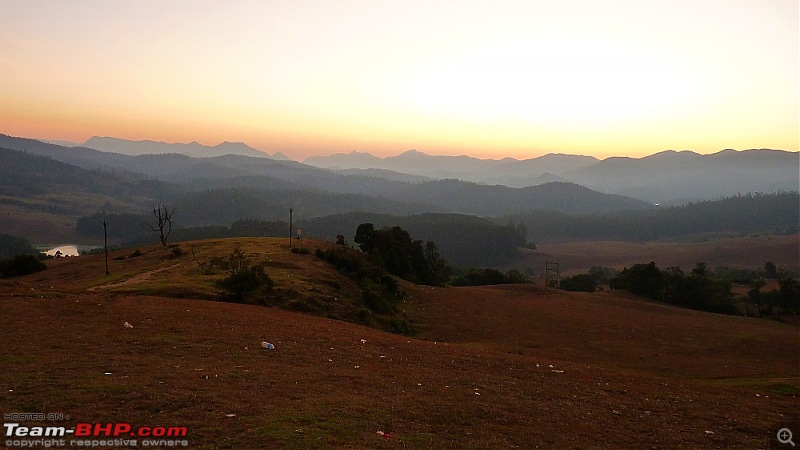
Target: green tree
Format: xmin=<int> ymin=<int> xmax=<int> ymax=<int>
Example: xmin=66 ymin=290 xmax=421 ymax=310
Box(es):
xmin=0 ymin=233 xmax=39 ymax=260
xmin=612 ymin=262 xmax=663 ymax=299
xmin=560 ymin=274 xmax=598 ymax=292
xmin=419 ymin=240 xmax=451 ymax=286
xmin=588 ymin=266 xmax=617 ymax=286
xmin=354 ymin=223 xmax=449 ymax=286
xmin=0 ymin=254 xmax=47 ymax=278
xmin=748 ymin=280 xmax=772 ymax=316
xmin=764 ymin=261 xmax=778 ymax=279
xmin=778 ymin=277 xmax=800 ymax=313
xmin=682 ymin=263 xmax=735 ymax=314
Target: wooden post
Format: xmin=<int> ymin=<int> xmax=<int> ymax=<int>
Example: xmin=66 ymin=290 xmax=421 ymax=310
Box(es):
xmin=289 ymin=208 xmax=293 ymax=248
xmin=103 ymin=219 xmax=109 ymax=276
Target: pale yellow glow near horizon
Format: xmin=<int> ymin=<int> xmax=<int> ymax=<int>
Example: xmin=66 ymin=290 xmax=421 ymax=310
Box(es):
xmin=0 ymin=0 xmax=797 ymax=161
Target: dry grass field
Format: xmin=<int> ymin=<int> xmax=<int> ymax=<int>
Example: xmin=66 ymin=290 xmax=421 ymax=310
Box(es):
xmin=1 ymin=238 xmax=797 ymax=449
xmin=518 ymin=234 xmax=799 ymax=276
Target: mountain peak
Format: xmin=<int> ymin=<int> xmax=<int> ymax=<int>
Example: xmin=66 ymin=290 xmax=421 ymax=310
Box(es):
xmin=81 ymin=136 xmax=268 ymax=158
xmin=642 ymin=150 xmax=700 ymax=161
xmin=270 ymin=151 xmax=293 ymax=161
xmin=398 ymin=149 xmax=427 ymax=157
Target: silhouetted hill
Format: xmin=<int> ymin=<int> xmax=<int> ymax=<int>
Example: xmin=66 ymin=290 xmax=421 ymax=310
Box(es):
xmin=82 ymin=136 xmax=275 ymax=158
xmin=386 ymin=180 xmax=653 ymax=215
xmin=0 ymin=146 xmax=184 ymax=216
xmin=480 ymin=154 xmax=597 ymax=186
xmin=304 ymin=150 xmax=383 ymax=168
xmin=335 ymin=212 xmax=524 ymax=267
xmin=304 ymin=212 xmax=527 ymax=267
xmin=565 ymin=149 xmax=799 ymax=204
xmin=0 ymin=147 xmax=183 ymax=200
xmin=303 ymin=147 xmax=799 ymax=201
xmin=502 ymin=192 xmax=800 ymax=243
xmin=182 ymin=157 xmax=652 ymax=215
xmin=305 ymin=149 xmax=597 ymax=183
xmin=331 ymin=168 xmax=432 ymax=183
xmin=12 ymin=133 xmax=796 ymax=248
xmin=2 ymin=135 xmax=649 ymax=216
xmin=174 ymin=188 xmax=439 ymax=226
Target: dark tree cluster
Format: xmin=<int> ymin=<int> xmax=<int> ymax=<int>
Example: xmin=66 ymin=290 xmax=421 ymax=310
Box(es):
xmin=611 ymin=262 xmax=737 ymax=314
xmin=450 ymin=268 xmax=527 ymax=287
xmin=559 ymin=274 xmax=598 ymax=292
xmin=747 ymin=278 xmax=800 ymax=316
xmin=1 ymin=254 xmax=46 ymax=278
xmin=0 ymin=233 xmax=38 ymax=260
xmin=506 ymin=192 xmax=799 ymax=243
xmin=314 ymin=246 xmax=401 ymax=315
xmin=354 ymin=223 xmax=450 ymax=286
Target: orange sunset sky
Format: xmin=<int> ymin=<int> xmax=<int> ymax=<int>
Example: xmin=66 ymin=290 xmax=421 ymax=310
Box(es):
xmin=1 ymin=0 xmax=797 ymax=160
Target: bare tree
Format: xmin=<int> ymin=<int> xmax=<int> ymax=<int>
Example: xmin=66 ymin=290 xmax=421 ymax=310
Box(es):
xmin=149 ymin=202 xmax=175 ymax=246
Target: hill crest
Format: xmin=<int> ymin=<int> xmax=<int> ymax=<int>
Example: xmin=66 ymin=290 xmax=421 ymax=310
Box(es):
xmin=83 ymin=136 xmax=279 ymax=159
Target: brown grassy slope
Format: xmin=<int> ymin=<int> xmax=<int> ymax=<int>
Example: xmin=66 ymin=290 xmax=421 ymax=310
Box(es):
xmin=517 ymin=234 xmax=799 ymax=275
xmin=402 ymin=283 xmax=798 ymax=383
xmin=1 ymin=238 xmax=797 ymax=449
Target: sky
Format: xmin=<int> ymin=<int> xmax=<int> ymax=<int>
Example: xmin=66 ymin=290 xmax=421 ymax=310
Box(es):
xmin=1 ymin=0 xmax=797 ymax=160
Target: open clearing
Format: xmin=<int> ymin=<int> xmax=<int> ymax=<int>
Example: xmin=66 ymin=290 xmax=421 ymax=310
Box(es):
xmin=1 ymin=238 xmax=797 ymax=449
xmin=519 ymin=234 xmax=799 ymax=275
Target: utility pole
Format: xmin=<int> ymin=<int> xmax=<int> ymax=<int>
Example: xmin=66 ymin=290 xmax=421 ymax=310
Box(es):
xmin=102 ymin=219 xmax=109 ymax=276
xmin=289 ymin=207 xmax=293 ymax=248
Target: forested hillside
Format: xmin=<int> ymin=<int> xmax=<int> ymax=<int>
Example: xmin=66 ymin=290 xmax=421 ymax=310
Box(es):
xmin=504 ymin=192 xmax=799 ymax=243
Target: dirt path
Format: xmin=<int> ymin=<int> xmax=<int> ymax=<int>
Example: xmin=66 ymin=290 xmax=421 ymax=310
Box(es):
xmin=87 ymin=263 xmax=182 ymax=291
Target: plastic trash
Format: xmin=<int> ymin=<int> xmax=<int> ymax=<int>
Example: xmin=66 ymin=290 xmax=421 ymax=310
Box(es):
xmin=261 ymin=341 xmax=274 ymax=350
xmin=124 ymin=322 xmax=133 ymax=329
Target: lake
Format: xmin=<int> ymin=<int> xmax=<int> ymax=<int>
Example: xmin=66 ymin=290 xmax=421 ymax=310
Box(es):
xmin=38 ymin=244 xmax=97 ymax=257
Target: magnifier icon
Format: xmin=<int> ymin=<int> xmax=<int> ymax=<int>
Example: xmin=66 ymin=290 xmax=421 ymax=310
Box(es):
xmin=778 ymin=428 xmax=796 ymax=447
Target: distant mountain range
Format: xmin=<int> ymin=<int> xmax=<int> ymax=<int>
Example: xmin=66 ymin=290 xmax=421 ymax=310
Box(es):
xmin=7 ymin=134 xmax=799 ymax=205
xmin=306 ymin=148 xmax=799 ymax=204
xmin=306 ymin=149 xmax=597 ymax=182
xmin=0 ymin=133 xmax=658 ymax=242
xmin=46 ymin=136 xmax=294 ymax=160
xmin=1 ymin=132 xmax=797 ymax=257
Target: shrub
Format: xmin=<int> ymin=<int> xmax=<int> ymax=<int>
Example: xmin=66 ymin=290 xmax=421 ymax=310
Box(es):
xmin=168 ymin=245 xmax=183 ymax=259
xmin=588 ymin=266 xmax=617 ymax=285
xmin=611 ymin=262 xmax=663 ymax=299
xmin=218 ymin=263 xmax=274 ymax=300
xmin=450 ymin=268 xmax=528 ymax=286
xmin=354 ymin=223 xmax=450 ymax=286
xmin=560 ymin=274 xmax=598 ymax=292
xmin=362 ymin=287 xmax=393 ymax=314
xmin=0 ymin=254 xmax=47 ymax=278
xmin=291 ymin=247 xmax=310 ymax=255
xmin=389 ymin=318 xmax=414 ymax=336
xmin=612 ymin=261 xmax=738 ymax=315
xmin=315 ymin=246 xmax=402 ymax=313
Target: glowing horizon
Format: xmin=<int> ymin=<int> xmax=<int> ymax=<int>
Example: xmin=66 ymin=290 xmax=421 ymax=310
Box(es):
xmin=1 ymin=0 xmax=797 ymax=161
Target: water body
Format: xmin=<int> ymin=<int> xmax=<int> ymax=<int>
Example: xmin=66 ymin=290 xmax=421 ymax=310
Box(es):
xmin=38 ymin=244 xmax=96 ymax=257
